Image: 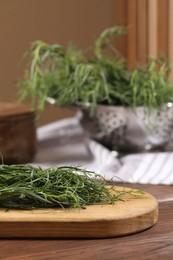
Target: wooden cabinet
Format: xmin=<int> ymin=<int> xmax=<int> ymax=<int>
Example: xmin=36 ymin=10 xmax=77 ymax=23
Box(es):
xmin=114 ymin=0 xmax=173 ymax=79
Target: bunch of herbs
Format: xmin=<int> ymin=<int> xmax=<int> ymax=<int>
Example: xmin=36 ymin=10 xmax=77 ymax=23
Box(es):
xmin=18 ymin=26 xmax=130 ymax=114
xmin=0 ymin=164 xmax=143 ymax=209
xmin=18 ymin=26 xmax=173 ymax=115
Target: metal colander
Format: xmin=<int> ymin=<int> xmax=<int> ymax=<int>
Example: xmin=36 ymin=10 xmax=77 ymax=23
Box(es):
xmin=78 ymin=104 xmax=173 ymax=153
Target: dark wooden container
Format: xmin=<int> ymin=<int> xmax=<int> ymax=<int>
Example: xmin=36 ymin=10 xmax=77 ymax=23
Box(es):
xmin=0 ymin=103 xmax=36 ymax=164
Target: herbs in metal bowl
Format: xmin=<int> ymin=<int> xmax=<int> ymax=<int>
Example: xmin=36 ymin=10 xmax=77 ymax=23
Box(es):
xmin=17 ymin=25 xmax=173 ymax=116
xmin=0 ymin=164 xmax=143 ymax=209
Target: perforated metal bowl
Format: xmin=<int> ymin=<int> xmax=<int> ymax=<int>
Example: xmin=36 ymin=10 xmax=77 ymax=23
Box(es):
xmin=78 ymin=104 xmax=173 ymax=153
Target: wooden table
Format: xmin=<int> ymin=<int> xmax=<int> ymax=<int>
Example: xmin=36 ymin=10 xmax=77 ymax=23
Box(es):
xmin=0 ymin=184 xmax=173 ymax=259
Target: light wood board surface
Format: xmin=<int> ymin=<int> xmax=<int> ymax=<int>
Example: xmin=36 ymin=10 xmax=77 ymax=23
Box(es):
xmin=0 ymin=187 xmax=158 ymax=238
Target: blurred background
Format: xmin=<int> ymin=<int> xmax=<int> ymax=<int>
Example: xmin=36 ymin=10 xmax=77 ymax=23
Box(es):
xmin=0 ymin=0 xmax=172 ymax=125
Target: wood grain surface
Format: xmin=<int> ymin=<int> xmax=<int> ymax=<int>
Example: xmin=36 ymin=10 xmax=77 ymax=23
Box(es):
xmin=0 ymin=184 xmax=172 ymax=259
xmin=0 ymin=187 xmax=158 ymax=239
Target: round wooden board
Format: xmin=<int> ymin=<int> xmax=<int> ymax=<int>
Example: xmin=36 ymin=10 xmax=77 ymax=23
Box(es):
xmin=0 ymin=187 xmax=158 ymax=238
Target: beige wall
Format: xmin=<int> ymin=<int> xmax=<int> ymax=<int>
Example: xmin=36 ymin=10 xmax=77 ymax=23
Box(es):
xmin=0 ymin=0 xmax=116 ymax=125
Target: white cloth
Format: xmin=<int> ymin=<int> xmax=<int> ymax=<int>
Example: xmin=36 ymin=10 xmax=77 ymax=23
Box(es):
xmin=32 ymin=117 xmax=173 ymax=185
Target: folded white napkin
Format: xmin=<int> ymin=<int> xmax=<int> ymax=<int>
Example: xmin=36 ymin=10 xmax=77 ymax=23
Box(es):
xmin=32 ymin=117 xmax=121 ymax=178
xmin=118 ymin=153 xmax=173 ymax=185
xmin=32 ymin=117 xmax=173 ymax=185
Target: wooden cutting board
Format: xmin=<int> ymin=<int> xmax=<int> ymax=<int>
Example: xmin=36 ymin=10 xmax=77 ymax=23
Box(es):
xmin=0 ymin=187 xmax=158 ymax=238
